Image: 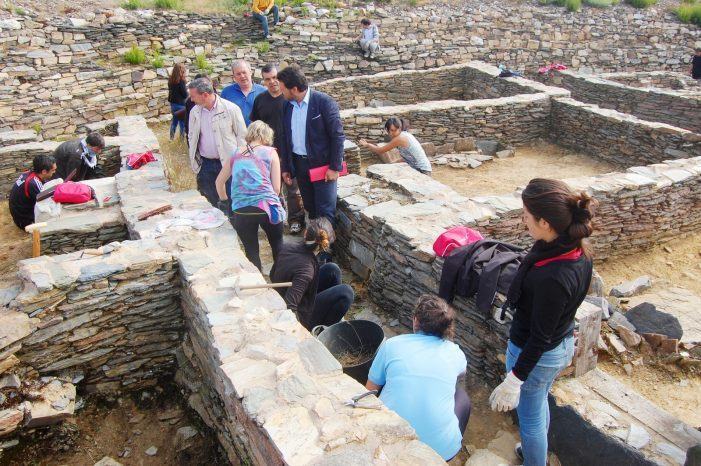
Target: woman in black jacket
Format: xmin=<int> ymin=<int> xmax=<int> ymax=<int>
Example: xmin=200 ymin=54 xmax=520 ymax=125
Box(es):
xmin=270 ymin=221 xmax=354 ymax=330
xmin=168 ymin=63 xmax=188 ymax=140
xmin=489 ymin=178 xmax=597 ymax=466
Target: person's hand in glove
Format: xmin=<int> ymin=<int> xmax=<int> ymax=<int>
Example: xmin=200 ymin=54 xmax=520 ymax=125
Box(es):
xmin=217 ymin=199 xmax=232 ymax=218
xmin=489 ymin=371 xmax=523 ymax=412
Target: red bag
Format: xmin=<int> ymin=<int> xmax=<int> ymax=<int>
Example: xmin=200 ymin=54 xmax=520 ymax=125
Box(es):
xmin=53 ymin=182 xmax=94 ymax=204
xmin=433 ymin=226 xmax=484 ymax=257
xmin=309 ymin=162 xmax=349 ymax=182
xmin=126 ymin=151 xmax=156 ymax=170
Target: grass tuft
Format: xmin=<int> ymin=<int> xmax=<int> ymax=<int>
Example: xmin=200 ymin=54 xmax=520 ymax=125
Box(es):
xmin=154 ymin=0 xmax=179 ymax=9
xmin=195 ymin=53 xmax=214 ymax=73
xmin=124 ymin=45 xmax=147 ymax=65
xmin=626 ymin=0 xmax=656 ymax=7
xmin=121 ymin=0 xmax=143 ymax=9
xmin=151 ymin=50 xmax=165 ymax=68
xmin=676 ymin=3 xmax=701 ymax=23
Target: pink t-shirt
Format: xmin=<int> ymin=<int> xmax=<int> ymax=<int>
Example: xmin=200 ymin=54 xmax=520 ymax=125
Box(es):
xmin=197 ymin=99 xmax=219 ymax=159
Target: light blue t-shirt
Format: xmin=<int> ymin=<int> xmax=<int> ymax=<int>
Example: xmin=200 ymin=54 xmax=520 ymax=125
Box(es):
xmin=368 ymin=332 xmax=467 ymax=460
xmin=221 ymin=82 xmax=266 ymax=126
xmin=290 ymin=88 xmax=311 ymax=155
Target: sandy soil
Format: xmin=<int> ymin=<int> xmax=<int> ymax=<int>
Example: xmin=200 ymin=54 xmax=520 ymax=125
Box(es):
xmin=0 ymin=202 xmax=32 ymax=280
xmin=431 ymin=140 xmax=621 ymax=197
xmin=0 ymin=386 xmax=224 ymax=466
xmin=151 ymin=123 xmax=197 ymax=193
xmin=595 ymin=231 xmax=701 ymax=297
xmin=599 ymin=360 xmax=701 ymax=428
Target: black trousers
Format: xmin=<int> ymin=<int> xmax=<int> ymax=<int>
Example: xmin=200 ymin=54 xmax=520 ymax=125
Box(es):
xmin=230 ymin=206 xmax=284 ymax=271
xmin=308 ymin=262 xmax=354 ymax=328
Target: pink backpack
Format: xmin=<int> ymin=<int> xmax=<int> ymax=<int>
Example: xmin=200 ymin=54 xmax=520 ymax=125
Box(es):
xmin=53 ymin=181 xmax=94 ymax=204
xmin=433 ymin=226 xmax=484 ymax=257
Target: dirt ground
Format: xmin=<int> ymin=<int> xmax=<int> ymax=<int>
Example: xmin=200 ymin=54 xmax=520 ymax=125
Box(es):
xmin=0 ymin=384 xmax=225 ymax=466
xmin=431 ymin=140 xmax=621 ymax=197
xmin=595 ymin=231 xmax=701 ymax=297
xmin=0 ymin=202 xmax=32 ymax=280
xmin=151 ymin=123 xmax=197 ymax=193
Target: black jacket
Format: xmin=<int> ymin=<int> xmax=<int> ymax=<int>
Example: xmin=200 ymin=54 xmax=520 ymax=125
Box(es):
xmin=168 ymin=80 xmax=188 ymax=105
xmin=269 ymin=242 xmax=319 ymax=329
xmin=279 ymin=89 xmax=345 ymax=176
xmin=9 ymin=171 xmax=42 ymax=228
xmin=52 ymin=139 xmax=100 ymax=182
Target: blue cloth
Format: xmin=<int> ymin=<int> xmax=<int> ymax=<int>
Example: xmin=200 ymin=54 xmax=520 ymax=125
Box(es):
xmin=290 ymin=88 xmax=311 ymax=156
xmin=506 ymin=336 xmax=574 ymax=466
xmin=368 ymin=332 xmax=467 ymax=460
xmin=221 ymin=83 xmax=267 ymax=126
xmin=170 ymin=102 xmax=185 ymax=138
xmin=279 ymin=89 xmax=345 ymax=176
xmin=252 ymin=5 xmax=279 ymax=37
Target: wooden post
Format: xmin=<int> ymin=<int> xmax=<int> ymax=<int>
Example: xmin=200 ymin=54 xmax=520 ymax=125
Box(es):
xmin=574 ymin=304 xmax=603 ymax=377
xmin=24 ymin=222 xmax=47 ymax=258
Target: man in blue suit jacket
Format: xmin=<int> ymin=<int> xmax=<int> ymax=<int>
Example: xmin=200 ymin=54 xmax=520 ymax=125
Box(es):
xmin=277 ymin=66 xmax=345 ymax=225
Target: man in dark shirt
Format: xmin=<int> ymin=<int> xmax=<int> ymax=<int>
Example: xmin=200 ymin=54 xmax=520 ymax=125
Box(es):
xmin=53 ymin=132 xmax=105 ymax=182
xmin=692 ymin=48 xmax=701 ymax=80
xmin=9 ymin=154 xmax=57 ymax=229
xmin=250 ymin=63 xmax=305 ymax=234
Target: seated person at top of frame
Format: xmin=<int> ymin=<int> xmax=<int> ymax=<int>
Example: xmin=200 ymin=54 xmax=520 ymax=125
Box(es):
xmin=269 ymin=220 xmax=354 ymax=331
xmin=366 ymin=294 xmax=470 ymax=461
xmin=358 ymin=116 xmax=432 ymax=175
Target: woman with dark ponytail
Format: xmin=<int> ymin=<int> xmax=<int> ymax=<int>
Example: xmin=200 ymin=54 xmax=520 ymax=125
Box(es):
xmin=489 ymin=178 xmax=597 ymax=466
xmin=270 ymin=219 xmax=355 ymax=330
xmin=358 ymin=116 xmax=432 ymax=175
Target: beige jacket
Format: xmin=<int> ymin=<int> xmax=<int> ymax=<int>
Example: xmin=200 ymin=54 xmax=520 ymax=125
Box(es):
xmin=188 ymin=96 xmax=247 ymax=174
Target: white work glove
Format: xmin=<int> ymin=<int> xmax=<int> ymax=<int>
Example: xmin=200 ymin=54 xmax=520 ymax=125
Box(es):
xmin=489 ymin=371 xmax=523 ymax=412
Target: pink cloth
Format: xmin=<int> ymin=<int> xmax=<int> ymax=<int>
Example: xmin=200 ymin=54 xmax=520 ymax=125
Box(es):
xmin=198 ymin=98 xmax=219 ymax=159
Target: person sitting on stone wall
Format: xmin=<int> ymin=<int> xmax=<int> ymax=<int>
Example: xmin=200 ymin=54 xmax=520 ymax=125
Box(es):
xmin=251 ymin=0 xmax=279 ymax=40
xmin=359 ymin=116 xmax=432 ymax=175
xmin=9 ymin=154 xmax=57 ymax=229
xmin=52 ymin=131 xmax=106 ymax=182
xmin=357 ymin=18 xmax=380 ymax=59
xmin=269 ymin=220 xmax=354 ymax=331
xmin=365 ymin=294 xmax=470 ymax=461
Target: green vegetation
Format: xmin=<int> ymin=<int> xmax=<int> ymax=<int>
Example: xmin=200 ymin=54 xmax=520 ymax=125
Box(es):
xmin=584 ymin=0 xmax=613 ymax=7
xmin=121 ymin=0 xmax=143 ymax=10
xmin=676 ymin=3 xmax=701 ymax=24
xmin=154 ymin=0 xmax=179 ymax=8
xmin=150 ymin=50 xmax=165 ymax=69
xmin=31 ymin=123 xmax=42 ymax=135
xmin=195 ymin=53 xmax=214 ymax=73
xmin=256 ymin=41 xmax=271 ymax=53
xmin=123 ymin=45 xmax=147 ymax=65
xmin=565 ymin=0 xmax=582 ymax=10
xmin=13 ymin=6 xmax=25 ymax=14
xmin=626 ymin=0 xmax=656 ymax=7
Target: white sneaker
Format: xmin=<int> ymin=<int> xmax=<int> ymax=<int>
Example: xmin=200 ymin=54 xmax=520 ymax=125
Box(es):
xmin=364 ymin=52 xmax=370 ymax=58
xmin=368 ymin=52 xmax=375 ymax=59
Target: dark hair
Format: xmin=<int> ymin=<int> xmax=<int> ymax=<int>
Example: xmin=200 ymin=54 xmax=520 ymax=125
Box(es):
xmin=261 ymin=63 xmax=277 ymax=74
xmin=413 ymin=295 xmax=454 ymax=339
xmin=521 ymin=178 xmax=597 ymax=257
xmin=277 ymin=66 xmax=308 ymax=92
xmin=85 ymin=132 xmax=105 ymax=149
xmin=360 ymin=18 xmax=371 ymax=26
xmin=384 ymin=116 xmax=409 ymax=132
xmin=194 ymin=73 xmax=207 ymax=80
xmin=169 ymin=63 xmax=186 ymax=86
xmin=33 ymin=154 xmax=55 ymax=173
xmin=303 ymin=220 xmax=331 ymax=253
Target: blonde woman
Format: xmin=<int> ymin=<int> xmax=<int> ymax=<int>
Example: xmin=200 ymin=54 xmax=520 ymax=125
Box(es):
xmin=215 ymin=120 xmax=285 ymax=271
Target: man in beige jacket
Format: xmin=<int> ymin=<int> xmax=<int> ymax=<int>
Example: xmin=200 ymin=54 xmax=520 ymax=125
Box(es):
xmin=188 ymin=77 xmax=247 ymax=208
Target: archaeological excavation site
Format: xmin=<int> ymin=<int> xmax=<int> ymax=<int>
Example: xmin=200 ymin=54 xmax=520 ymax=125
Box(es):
xmin=1 ymin=0 xmax=701 ymax=465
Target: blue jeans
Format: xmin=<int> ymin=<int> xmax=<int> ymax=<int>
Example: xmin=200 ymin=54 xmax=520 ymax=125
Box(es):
xmin=252 ymin=6 xmax=279 ymax=37
xmin=506 ymin=336 xmax=574 ymax=466
xmin=170 ymin=103 xmax=185 ymax=138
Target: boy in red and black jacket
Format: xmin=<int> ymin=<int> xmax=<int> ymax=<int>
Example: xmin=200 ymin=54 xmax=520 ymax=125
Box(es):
xmin=8 ymin=154 xmax=56 ymax=229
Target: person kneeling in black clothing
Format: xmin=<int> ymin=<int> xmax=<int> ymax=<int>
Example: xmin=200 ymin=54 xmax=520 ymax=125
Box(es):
xmin=270 ymin=220 xmax=354 ymax=330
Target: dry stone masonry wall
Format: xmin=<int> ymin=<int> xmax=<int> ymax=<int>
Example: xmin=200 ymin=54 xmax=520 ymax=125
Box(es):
xmin=1 ymin=3 xmax=700 ymax=137
xmin=543 ymin=69 xmax=701 ymax=133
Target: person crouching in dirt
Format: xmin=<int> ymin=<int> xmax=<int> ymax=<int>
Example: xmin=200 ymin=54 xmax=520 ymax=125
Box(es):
xmin=365 ymin=294 xmax=470 ymax=461
xmin=489 ymin=178 xmax=596 ymax=466
xmin=359 ymin=116 xmax=432 ymax=175
xmin=52 ymin=132 xmax=106 ymax=181
xmin=9 ymin=154 xmax=57 ymax=229
xmin=270 ymin=220 xmax=354 ymax=331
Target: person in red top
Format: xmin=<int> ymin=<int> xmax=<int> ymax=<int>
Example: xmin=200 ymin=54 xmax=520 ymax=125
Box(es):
xmin=489 ymin=178 xmax=597 ymax=466
xmin=8 ymin=154 xmax=57 ymax=229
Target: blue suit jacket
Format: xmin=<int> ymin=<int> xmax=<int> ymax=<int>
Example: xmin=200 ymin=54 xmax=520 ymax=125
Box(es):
xmin=280 ymin=89 xmax=345 ymax=177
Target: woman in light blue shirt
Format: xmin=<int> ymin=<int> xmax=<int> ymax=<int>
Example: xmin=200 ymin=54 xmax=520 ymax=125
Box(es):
xmin=366 ymin=294 xmax=470 ymax=460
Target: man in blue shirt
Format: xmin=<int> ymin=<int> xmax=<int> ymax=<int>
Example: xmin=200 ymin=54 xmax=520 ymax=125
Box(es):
xmin=221 ymin=60 xmax=266 ymax=126
xmin=366 ymin=295 xmax=470 ymax=461
xmin=277 ymin=66 xmax=345 ymax=225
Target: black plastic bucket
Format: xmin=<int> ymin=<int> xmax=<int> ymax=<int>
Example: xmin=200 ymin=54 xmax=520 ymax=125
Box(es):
xmin=312 ymin=320 xmax=385 ymax=384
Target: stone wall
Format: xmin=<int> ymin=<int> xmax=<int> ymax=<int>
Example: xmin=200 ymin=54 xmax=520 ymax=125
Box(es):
xmin=543 ymin=70 xmax=701 ymax=133
xmin=40 ymin=206 xmax=128 ymax=255
xmin=602 ymin=70 xmax=700 ymax=90
xmin=13 ymin=240 xmax=183 ymax=393
xmin=550 ymin=98 xmax=701 ymax=167
xmin=1 ymin=2 xmax=700 ymax=137
xmin=341 ymin=93 xmax=559 ymax=146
